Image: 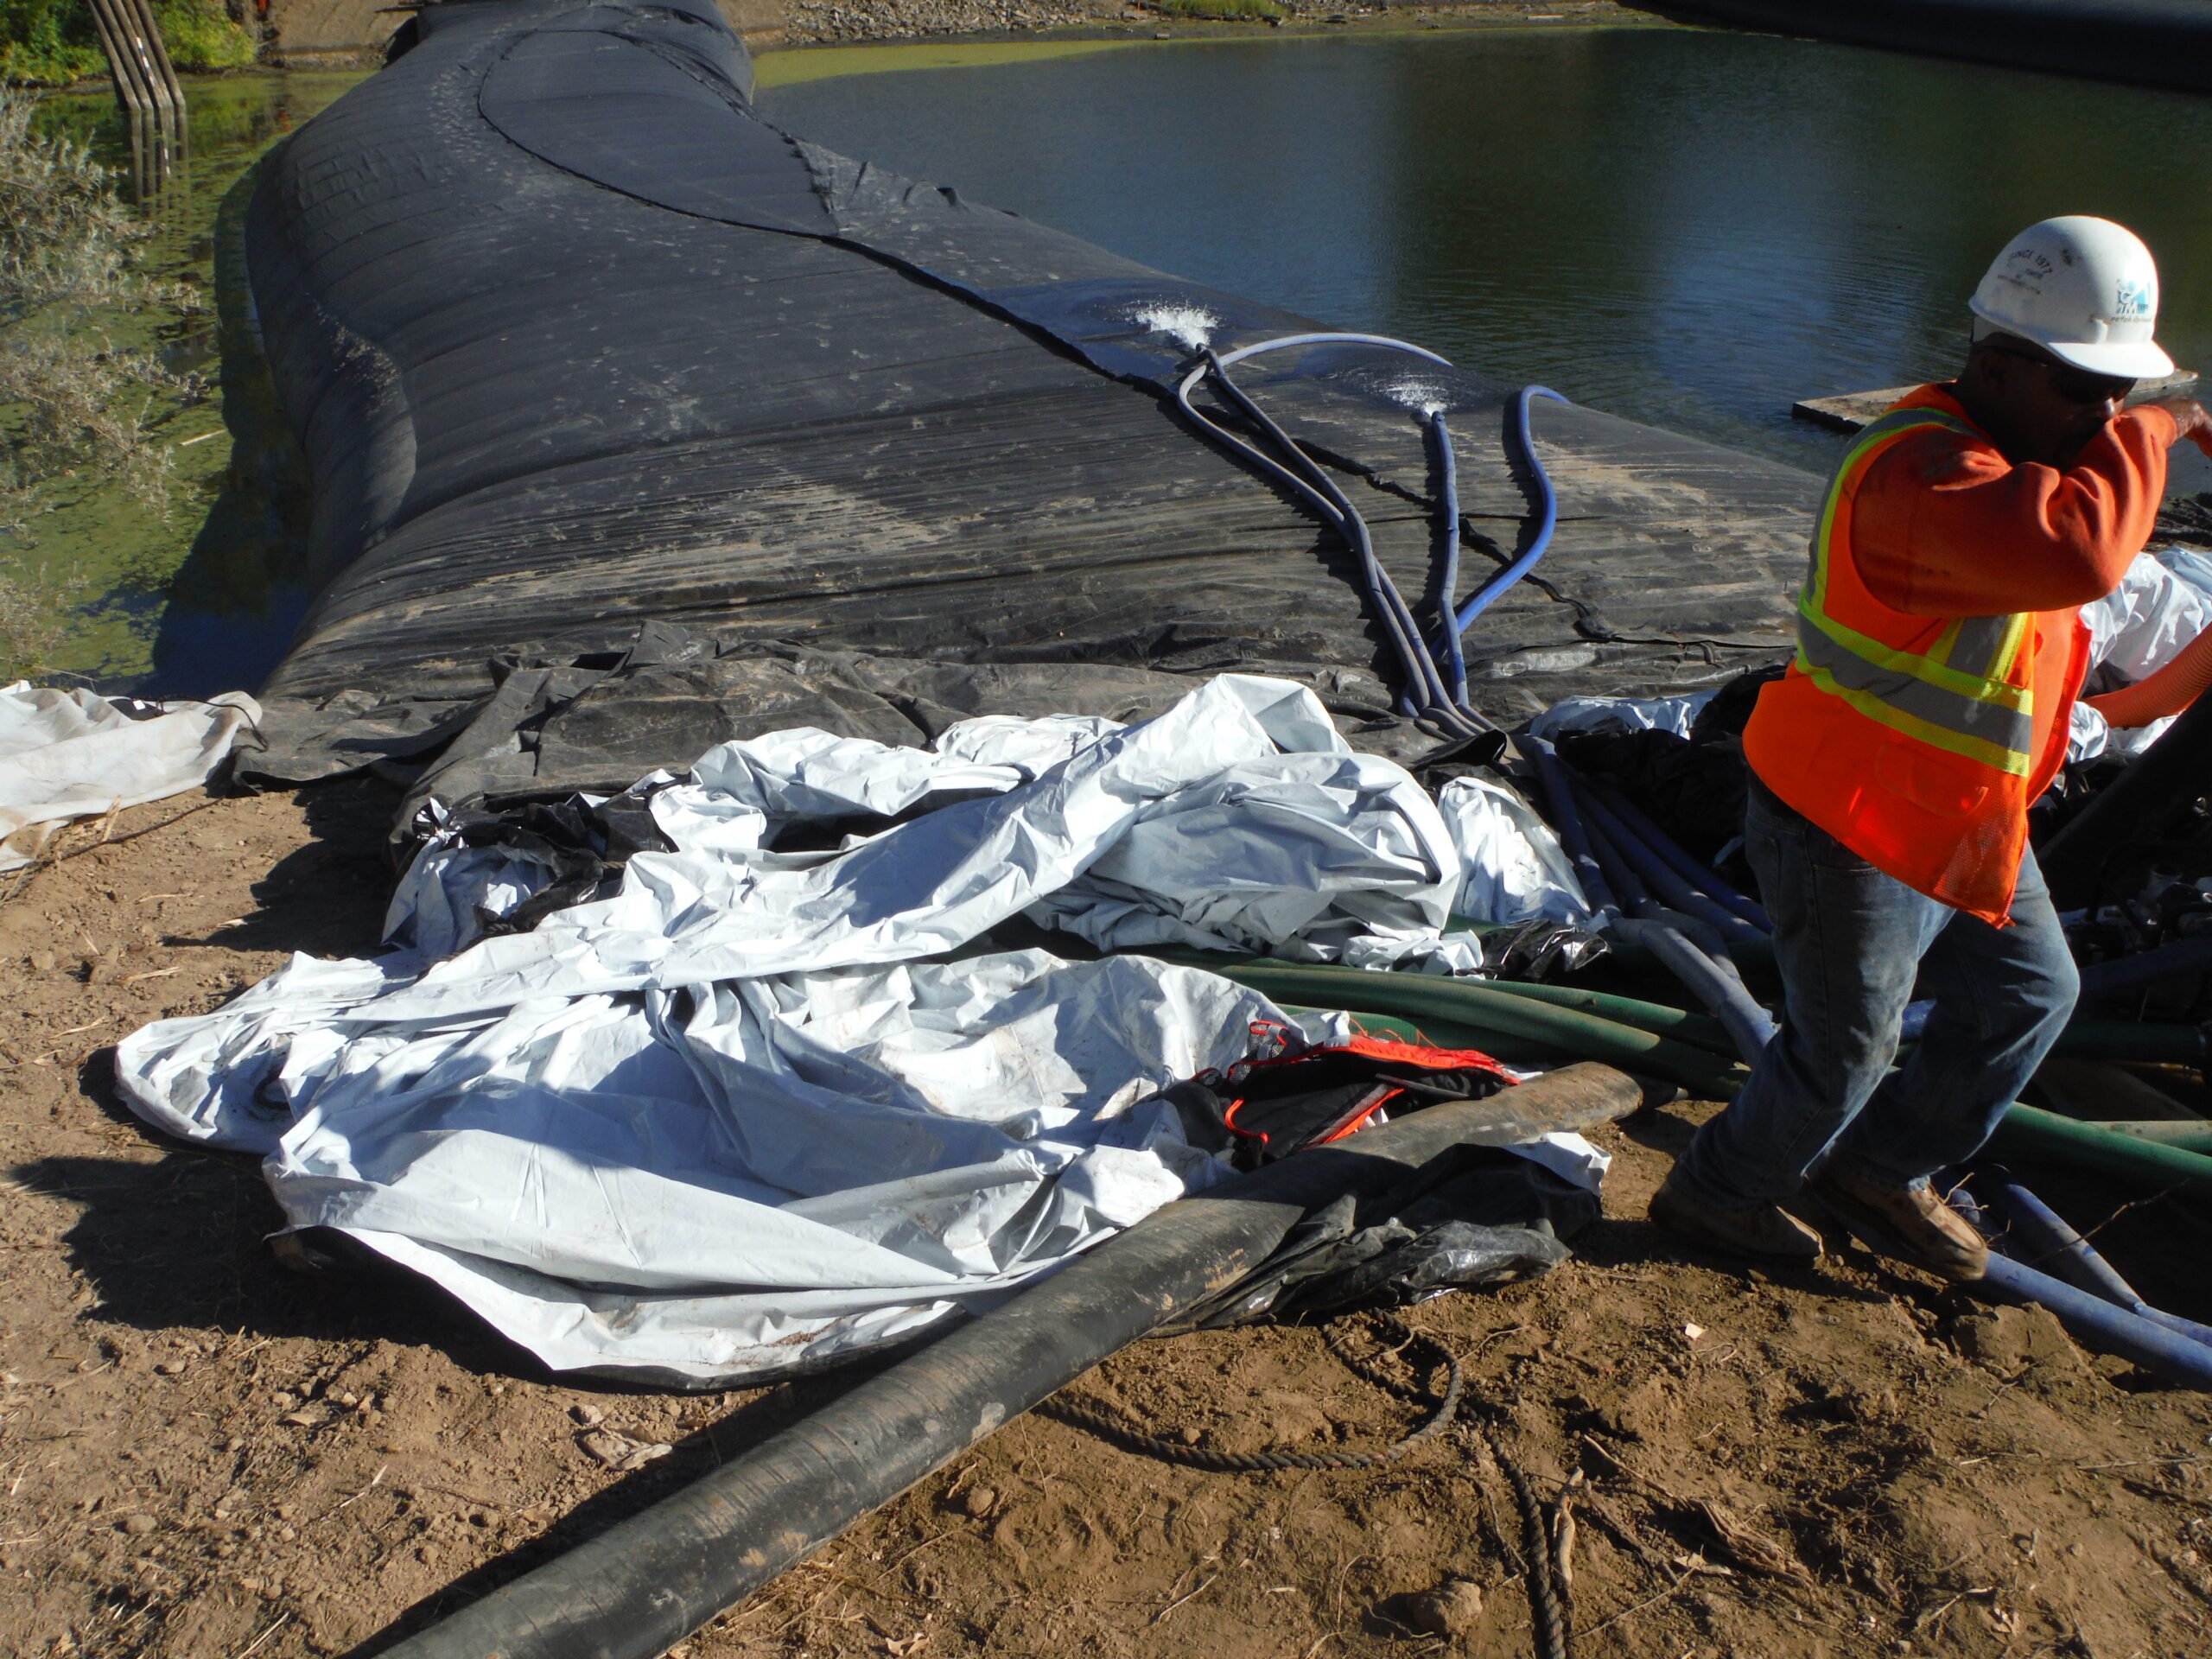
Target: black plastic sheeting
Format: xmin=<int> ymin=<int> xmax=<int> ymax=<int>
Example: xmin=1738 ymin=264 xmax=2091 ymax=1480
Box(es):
xmin=238 ymin=0 xmax=1819 ymax=805
xmin=1670 ymin=0 xmax=2212 ymax=99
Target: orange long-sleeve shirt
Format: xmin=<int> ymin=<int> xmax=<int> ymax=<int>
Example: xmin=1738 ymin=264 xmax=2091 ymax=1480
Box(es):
xmin=1838 ymin=385 xmax=2175 ymax=792
xmin=1850 ymin=385 xmax=2175 ymax=617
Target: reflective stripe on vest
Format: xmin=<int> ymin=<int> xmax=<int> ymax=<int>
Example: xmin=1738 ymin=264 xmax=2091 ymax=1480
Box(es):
xmin=1794 ymin=408 xmax=2037 ymax=777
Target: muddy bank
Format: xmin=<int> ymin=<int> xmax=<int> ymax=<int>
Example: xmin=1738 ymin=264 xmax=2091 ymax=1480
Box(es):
xmin=5 ymin=783 xmax=2212 ymax=1657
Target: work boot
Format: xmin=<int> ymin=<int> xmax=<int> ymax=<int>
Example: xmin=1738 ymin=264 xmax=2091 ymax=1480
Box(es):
xmin=1649 ymin=1173 xmax=1824 ymax=1265
xmin=1809 ymin=1163 xmax=1988 ymax=1282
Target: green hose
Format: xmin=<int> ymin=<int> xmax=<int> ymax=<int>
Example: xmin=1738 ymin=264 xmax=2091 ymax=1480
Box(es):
xmin=1991 ymin=1103 xmax=2212 ymax=1200
xmin=2088 ymin=1119 xmax=2212 ymax=1155
xmin=2045 ymin=1021 xmax=2208 ymax=1065
xmin=1208 ymin=961 xmax=1747 ymax=1098
xmin=1457 ymin=978 xmax=1738 ymax=1058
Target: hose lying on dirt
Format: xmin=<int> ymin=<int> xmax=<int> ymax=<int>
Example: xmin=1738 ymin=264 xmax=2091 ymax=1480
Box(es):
xmin=1989 ymin=1102 xmax=2212 ymax=1202
xmin=1977 ymin=1171 xmax=2212 ymax=1348
xmin=375 ymin=1062 xmax=1649 ymax=1659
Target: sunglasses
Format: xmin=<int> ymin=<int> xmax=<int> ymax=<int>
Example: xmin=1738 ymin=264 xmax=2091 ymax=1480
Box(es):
xmin=1986 ymin=342 xmax=2137 ymax=407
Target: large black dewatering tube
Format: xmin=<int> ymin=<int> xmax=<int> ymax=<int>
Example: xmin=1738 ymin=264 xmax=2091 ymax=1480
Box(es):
xmin=377 ymin=1064 xmax=1647 ymax=1659
xmin=1668 ymin=0 xmax=2212 ymax=99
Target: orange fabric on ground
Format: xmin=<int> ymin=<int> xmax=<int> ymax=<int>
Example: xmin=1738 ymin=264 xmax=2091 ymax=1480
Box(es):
xmin=2088 ymin=624 xmax=2212 ymax=728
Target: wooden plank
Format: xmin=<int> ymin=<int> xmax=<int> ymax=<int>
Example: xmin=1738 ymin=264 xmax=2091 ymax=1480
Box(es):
xmin=1794 ymin=369 xmax=2201 ymax=433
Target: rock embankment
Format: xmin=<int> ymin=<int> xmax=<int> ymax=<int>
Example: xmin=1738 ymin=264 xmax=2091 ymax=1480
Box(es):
xmin=788 ymin=0 xmax=1134 ymax=41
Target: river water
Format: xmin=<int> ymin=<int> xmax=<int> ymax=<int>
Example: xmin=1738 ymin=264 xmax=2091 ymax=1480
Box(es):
xmin=760 ymin=27 xmax=2212 ymax=483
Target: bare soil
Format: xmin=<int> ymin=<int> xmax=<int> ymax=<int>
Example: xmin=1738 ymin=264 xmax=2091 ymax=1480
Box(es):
xmin=5 ymin=782 xmax=2212 ymax=1659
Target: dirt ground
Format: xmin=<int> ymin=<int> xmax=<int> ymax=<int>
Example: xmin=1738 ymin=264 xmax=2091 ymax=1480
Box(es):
xmin=6 ymin=781 xmax=2212 ymax=1659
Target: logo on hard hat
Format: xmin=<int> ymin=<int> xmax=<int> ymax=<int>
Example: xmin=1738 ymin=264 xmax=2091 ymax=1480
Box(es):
xmin=2113 ymin=278 xmax=2152 ymax=320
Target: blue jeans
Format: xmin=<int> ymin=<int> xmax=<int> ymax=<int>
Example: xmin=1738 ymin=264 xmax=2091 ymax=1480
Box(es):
xmin=1672 ymin=778 xmax=2078 ymax=1209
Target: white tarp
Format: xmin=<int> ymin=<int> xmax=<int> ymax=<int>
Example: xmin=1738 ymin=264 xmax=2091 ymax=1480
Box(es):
xmin=117 ymin=676 xmax=1602 ymax=1386
xmin=1435 ymin=776 xmax=1592 ymax=927
xmin=0 ymin=683 xmax=262 ymax=871
xmin=2069 ymin=547 xmax=2212 ymax=759
xmin=1526 ymin=688 xmax=1718 ymax=742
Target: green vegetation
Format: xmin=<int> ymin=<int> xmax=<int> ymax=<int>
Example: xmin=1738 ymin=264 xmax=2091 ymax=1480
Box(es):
xmin=0 ymin=88 xmax=194 ymax=677
xmin=754 ymin=39 xmax=1145 ymax=90
xmin=1 ymin=0 xmax=256 ymax=89
xmin=1149 ymin=0 xmax=1287 ymax=21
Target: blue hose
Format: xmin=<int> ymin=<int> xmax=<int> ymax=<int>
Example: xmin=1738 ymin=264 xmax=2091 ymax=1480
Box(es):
xmin=1173 ymin=336 xmax=1567 ymax=734
xmin=1181 ymin=346 xmax=1457 ymax=725
xmin=1582 ymin=775 xmax=1770 ymax=932
xmin=1636 ymin=922 xmax=1778 ymax=1065
xmin=1972 ymin=1253 xmax=2212 ymax=1389
xmin=1427 ymin=410 xmax=1469 ymax=709
xmin=2077 ymin=934 xmax=2212 ymax=1002
xmin=1526 ymin=735 xmax=1618 ymax=919
xmin=1978 ymin=1172 xmax=2212 ymax=1350
xmin=1451 ymin=385 xmax=1568 ymax=635
xmin=1572 ymin=780 xmax=1764 ymax=945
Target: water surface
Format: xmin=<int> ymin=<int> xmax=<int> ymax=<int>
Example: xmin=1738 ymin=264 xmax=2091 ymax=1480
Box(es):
xmin=761 ymin=29 xmax=2212 ymax=485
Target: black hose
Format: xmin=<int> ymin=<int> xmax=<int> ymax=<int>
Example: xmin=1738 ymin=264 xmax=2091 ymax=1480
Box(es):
xmin=2075 ymin=935 xmax=2212 ymax=1002
xmin=2041 ymin=690 xmax=2212 ymax=908
xmin=373 ymin=1063 xmax=1648 ymax=1659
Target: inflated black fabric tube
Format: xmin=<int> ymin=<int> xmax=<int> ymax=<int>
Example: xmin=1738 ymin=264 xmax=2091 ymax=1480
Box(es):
xmin=377 ymin=1064 xmax=1646 ymax=1659
xmin=2042 ymin=693 xmax=2212 ymax=908
xmin=1669 ymin=0 xmax=2212 ymax=99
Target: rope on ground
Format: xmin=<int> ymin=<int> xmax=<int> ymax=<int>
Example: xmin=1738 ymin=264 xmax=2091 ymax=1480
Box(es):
xmin=1039 ymin=1313 xmax=1462 ymax=1472
xmin=1481 ymin=1421 xmax=1574 ymax=1659
xmin=1045 ymin=1312 xmax=1578 ymax=1659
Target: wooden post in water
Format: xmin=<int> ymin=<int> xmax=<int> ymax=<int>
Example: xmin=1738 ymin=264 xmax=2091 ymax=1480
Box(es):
xmin=83 ymin=0 xmax=187 ymax=204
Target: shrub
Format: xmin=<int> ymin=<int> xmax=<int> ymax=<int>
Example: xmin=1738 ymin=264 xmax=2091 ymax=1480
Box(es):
xmin=0 ymin=89 xmax=189 ymax=677
xmin=2 ymin=0 xmax=256 ymax=87
xmin=1152 ymin=0 xmax=1287 ymax=19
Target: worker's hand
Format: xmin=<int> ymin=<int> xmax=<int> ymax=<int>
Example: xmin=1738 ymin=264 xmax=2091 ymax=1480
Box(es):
xmin=2138 ymin=396 xmax=2212 ymax=455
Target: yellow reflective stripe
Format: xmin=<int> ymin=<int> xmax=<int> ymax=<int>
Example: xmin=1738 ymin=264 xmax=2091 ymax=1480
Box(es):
xmin=1792 ymin=646 xmax=2036 ymax=777
xmin=1797 ymin=601 xmax=2033 ymax=715
xmin=1797 ymin=404 xmax=2037 ymax=771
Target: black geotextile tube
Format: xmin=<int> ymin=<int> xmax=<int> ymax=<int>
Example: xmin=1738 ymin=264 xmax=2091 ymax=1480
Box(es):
xmin=1669 ymin=0 xmax=2212 ymax=98
xmin=378 ymin=1063 xmax=1648 ymax=1659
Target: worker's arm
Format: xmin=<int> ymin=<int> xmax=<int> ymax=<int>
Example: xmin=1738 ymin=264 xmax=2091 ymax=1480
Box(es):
xmin=1850 ymin=404 xmax=2177 ymax=616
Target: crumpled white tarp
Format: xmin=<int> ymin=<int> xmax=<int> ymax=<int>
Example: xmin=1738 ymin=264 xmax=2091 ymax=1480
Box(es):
xmin=2066 ymin=547 xmax=2212 ymax=760
xmin=0 ymin=683 xmax=262 ymax=871
xmin=1435 ymin=776 xmax=1593 ymax=926
xmin=1526 ymin=688 xmax=1718 ymax=742
xmin=118 ymin=676 xmax=1603 ymax=1386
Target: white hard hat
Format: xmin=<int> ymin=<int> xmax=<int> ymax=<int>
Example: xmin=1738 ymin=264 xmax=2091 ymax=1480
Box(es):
xmin=1969 ymin=216 xmax=2175 ymax=380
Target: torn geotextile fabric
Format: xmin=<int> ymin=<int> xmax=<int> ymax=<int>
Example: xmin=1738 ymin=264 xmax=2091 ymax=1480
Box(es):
xmin=116 ymin=676 xmax=1605 ymax=1385
xmin=0 ymin=683 xmax=263 ymax=872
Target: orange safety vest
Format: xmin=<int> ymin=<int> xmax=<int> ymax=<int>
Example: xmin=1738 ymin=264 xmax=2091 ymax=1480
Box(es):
xmin=1743 ymin=403 xmax=2087 ymax=925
